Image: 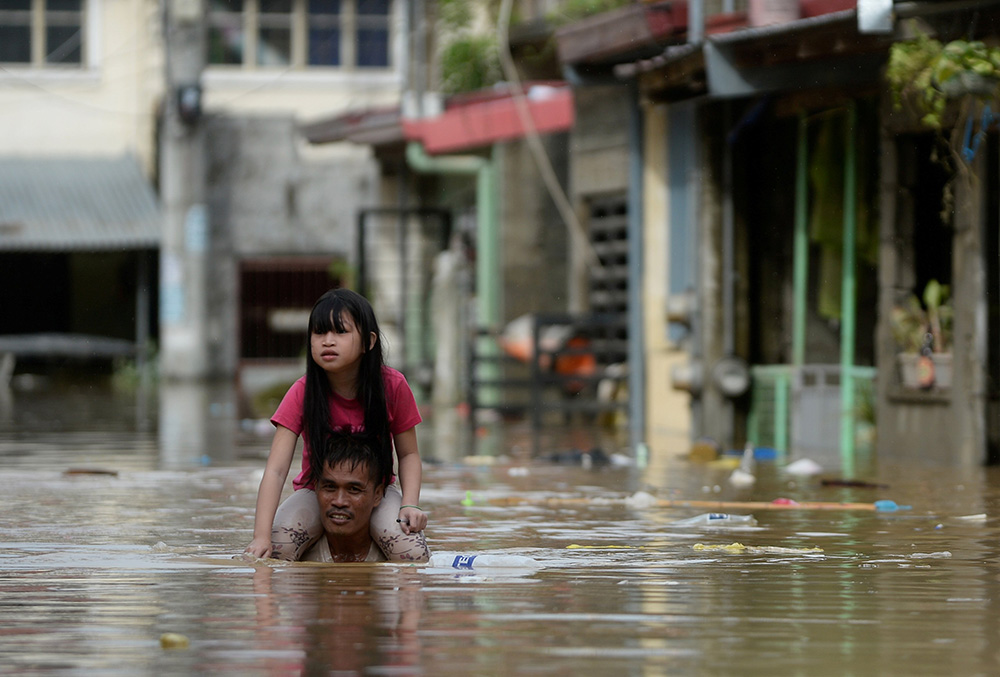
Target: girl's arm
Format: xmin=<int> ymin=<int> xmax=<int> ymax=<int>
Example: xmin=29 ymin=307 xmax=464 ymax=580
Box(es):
xmin=245 ymin=425 xmax=298 ymax=557
xmin=393 ymin=427 xmax=427 ymax=535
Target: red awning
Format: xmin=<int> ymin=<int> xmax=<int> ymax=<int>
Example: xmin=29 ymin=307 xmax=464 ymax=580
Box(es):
xmin=402 ymin=83 xmax=574 ymax=155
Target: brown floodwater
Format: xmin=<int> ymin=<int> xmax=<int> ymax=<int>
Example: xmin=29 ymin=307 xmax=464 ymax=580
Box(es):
xmin=2 ymin=380 xmax=1000 ymax=675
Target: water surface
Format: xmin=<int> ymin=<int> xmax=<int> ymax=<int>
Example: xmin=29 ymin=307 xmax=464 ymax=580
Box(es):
xmin=2 ymin=382 xmax=1000 ymax=675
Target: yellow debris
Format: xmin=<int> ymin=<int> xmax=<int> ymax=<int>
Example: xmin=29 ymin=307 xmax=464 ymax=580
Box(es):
xmin=694 ymin=542 xmax=747 ymax=552
xmin=159 ymin=633 xmax=190 ymax=649
xmin=688 ymin=440 xmax=720 ymax=462
xmin=707 ymin=457 xmax=742 ymax=470
xmin=694 ymin=543 xmax=823 ymax=554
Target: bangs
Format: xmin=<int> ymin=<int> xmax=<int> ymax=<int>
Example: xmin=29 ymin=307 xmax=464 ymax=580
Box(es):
xmin=309 ymin=296 xmax=349 ymax=334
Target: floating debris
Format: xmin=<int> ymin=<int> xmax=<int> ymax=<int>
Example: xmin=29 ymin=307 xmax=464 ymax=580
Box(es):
xmin=159 ymin=633 xmax=190 ymax=649
xmin=671 ymin=513 xmax=758 ymax=528
xmin=783 ymin=459 xmax=823 ymax=476
xmin=821 ymin=479 xmax=889 ymax=489
xmin=693 ymin=543 xmax=824 ymax=555
xmin=955 ymin=514 xmax=987 ymax=522
xmin=63 ymin=468 xmax=118 ymax=477
xmin=729 ymin=443 xmax=756 ymax=488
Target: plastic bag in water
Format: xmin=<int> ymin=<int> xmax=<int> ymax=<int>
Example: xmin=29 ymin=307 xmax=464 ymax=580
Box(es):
xmin=671 ymin=513 xmax=758 ymax=528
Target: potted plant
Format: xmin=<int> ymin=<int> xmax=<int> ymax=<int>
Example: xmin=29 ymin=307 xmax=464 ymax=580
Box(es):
xmin=890 ymin=279 xmax=953 ymax=389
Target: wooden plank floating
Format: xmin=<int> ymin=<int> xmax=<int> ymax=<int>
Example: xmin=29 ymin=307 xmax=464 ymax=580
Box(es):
xmin=479 ymin=496 xmax=883 ymax=511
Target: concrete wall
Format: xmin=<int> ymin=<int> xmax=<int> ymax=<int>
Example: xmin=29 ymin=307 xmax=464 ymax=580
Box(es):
xmin=0 ymin=0 xmax=163 ymax=170
xmin=203 ymin=115 xmax=379 ymax=373
xmin=205 ymin=116 xmax=377 ymax=256
xmin=569 ymin=85 xmax=629 ymax=197
xmin=876 ymin=127 xmax=989 ymax=466
xmin=642 ymin=102 xmax=691 ymax=457
xmin=499 ymin=134 xmax=571 ymax=322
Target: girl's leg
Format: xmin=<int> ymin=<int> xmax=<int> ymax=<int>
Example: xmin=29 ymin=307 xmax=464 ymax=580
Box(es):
xmin=371 ymin=481 xmax=431 ymax=562
xmin=270 ymin=489 xmax=322 ymax=561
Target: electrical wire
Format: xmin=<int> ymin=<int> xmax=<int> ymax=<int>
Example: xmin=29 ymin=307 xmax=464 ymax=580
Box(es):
xmin=496 ymin=0 xmax=602 ymax=270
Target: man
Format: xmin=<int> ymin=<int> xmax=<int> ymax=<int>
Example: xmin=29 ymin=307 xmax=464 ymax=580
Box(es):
xmin=301 ymin=431 xmax=388 ymax=563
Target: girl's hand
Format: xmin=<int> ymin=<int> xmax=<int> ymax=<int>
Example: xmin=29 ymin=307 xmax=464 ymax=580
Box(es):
xmin=397 ymin=506 xmax=427 ymax=535
xmin=244 ymin=536 xmax=273 ymax=559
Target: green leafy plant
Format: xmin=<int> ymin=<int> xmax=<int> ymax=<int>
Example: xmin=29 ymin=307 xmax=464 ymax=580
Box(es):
xmin=546 ymin=0 xmax=632 ymax=26
xmin=890 ymin=279 xmax=953 ymax=354
xmin=887 ymin=33 xmax=1000 ymax=129
xmin=436 ymin=0 xmax=634 ymax=94
xmin=440 ymin=35 xmax=503 ymax=94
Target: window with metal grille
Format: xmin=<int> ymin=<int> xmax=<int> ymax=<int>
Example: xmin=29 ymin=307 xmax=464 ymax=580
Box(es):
xmin=586 ymin=194 xmax=629 ymax=364
xmin=587 ymin=195 xmax=628 ymax=313
xmin=239 ymin=257 xmax=343 ymax=360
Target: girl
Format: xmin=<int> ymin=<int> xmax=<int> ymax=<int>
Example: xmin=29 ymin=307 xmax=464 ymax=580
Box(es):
xmin=245 ymin=288 xmax=430 ymax=562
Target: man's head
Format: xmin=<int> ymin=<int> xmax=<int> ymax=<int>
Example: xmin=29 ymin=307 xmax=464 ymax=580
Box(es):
xmin=310 ymin=431 xmax=387 ymax=545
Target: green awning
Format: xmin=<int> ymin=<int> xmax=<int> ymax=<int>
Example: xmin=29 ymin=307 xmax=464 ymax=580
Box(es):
xmin=0 ymin=155 xmax=161 ymax=251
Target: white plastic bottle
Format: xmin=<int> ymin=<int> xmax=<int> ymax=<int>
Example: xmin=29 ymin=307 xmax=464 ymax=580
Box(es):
xmin=671 ymin=513 xmax=758 ymax=527
xmin=428 ymin=553 xmax=541 ymax=570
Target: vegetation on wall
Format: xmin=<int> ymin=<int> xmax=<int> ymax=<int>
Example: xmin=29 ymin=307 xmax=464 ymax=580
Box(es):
xmin=438 ymin=0 xmax=503 ymax=94
xmin=440 ymin=34 xmax=504 ymax=94
xmin=886 ymin=33 xmax=1000 ymax=222
xmin=437 ymin=0 xmax=633 ymax=94
xmin=546 ymin=0 xmax=632 ymax=25
xmin=886 ymin=33 xmax=1000 ymax=130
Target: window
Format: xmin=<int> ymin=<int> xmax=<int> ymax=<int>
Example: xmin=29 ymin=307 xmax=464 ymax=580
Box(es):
xmin=356 ymin=0 xmax=388 ymax=67
xmin=0 ymin=0 xmax=84 ymax=66
xmin=208 ymin=0 xmax=391 ymax=70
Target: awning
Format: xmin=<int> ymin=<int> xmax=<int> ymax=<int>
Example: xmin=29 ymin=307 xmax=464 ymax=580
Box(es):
xmin=301 ymin=82 xmax=576 ymax=155
xmin=402 ymin=83 xmax=575 ymax=155
xmin=618 ymin=5 xmax=893 ymax=101
xmin=0 ymin=155 xmax=161 ymax=251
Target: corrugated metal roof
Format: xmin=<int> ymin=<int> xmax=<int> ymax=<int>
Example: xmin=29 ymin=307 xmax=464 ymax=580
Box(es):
xmin=0 ymin=155 xmax=161 ymax=251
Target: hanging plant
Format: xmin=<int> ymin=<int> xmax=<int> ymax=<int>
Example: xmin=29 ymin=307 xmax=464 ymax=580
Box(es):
xmin=886 ymin=33 xmax=1000 ymax=130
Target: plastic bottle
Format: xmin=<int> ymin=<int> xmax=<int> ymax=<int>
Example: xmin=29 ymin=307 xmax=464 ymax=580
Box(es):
xmin=428 ymin=553 xmax=542 ymax=570
xmin=671 ymin=513 xmax=758 ymax=527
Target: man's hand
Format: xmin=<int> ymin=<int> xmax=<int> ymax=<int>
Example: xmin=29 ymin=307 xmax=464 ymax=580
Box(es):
xmin=244 ymin=536 xmax=273 ymax=559
xmin=397 ymin=506 xmax=427 ymax=535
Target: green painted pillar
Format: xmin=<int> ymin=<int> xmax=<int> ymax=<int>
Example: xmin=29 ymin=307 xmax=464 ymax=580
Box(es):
xmin=775 ymin=370 xmax=789 ymax=455
xmin=788 ymin=111 xmax=809 ymax=460
xmin=793 ymin=112 xmax=809 ymax=370
xmin=405 ymin=142 xmax=500 ymax=406
xmin=840 ymin=104 xmax=858 ymax=475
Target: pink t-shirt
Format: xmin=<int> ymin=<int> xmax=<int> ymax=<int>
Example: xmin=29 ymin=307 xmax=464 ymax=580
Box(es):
xmin=270 ymin=366 xmax=422 ymax=490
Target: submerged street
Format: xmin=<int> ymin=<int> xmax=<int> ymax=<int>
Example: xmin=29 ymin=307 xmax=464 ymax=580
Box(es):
xmin=2 ymin=381 xmax=1000 ymax=675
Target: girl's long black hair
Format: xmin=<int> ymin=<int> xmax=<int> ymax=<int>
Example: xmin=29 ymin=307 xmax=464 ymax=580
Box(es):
xmin=304 ymin=288 xmax=392 ymax=488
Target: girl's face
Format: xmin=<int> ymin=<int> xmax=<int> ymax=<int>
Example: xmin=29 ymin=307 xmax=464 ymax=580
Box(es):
xmin=310 ymin=311 xmax=374 ymax=377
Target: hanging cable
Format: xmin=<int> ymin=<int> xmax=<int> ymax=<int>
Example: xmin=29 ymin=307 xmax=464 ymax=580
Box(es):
xmin=495 ymin=0 xmax=602 ymax=270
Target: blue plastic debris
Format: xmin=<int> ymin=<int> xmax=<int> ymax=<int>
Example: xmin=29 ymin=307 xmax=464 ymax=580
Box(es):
xmin=874 ymin=499 xmax=911 ymax=512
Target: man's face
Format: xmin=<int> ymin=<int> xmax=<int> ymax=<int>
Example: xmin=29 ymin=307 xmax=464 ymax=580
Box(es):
xmin=315 ymin=459 xmax=383 ymax=541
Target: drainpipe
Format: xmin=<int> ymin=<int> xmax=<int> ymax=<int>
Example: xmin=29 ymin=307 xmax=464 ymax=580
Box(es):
xmin=405 ymin=141 xmax=500 ymax=405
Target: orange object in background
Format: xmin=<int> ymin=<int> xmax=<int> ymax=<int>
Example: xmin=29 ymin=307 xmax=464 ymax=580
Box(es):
xmin=497 ymin=315 xmax=597 ymax=395
xmin=554 ymin=336 xmax=596 ymax=395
